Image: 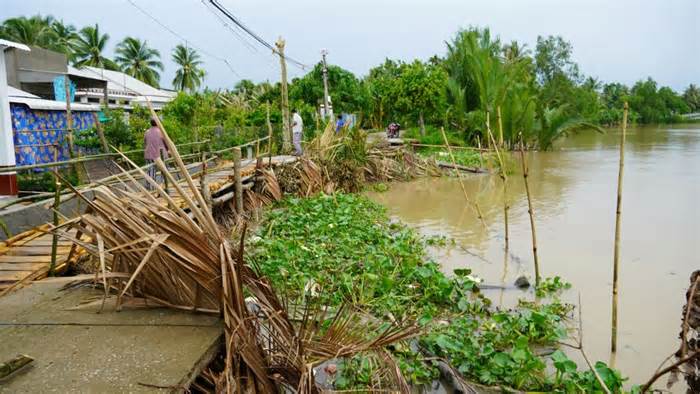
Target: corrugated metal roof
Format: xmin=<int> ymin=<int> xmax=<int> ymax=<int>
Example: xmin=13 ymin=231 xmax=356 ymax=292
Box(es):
xmin=76 ymin=66 xmax=176 ymax=101
xmin=0 ymin=39 xmax=30 ymax=51
xmin=8 ymin=86 xmax=99 ymax=112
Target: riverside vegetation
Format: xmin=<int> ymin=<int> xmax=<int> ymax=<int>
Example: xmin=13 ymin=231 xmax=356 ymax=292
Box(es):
xmin=247 ymin=193 xmax=633 ymax=392
xmin=2 ymin=15 xmax=698 ymax=156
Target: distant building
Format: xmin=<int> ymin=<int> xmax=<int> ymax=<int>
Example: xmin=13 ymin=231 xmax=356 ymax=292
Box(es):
xmin=3 ymin=45 xmax=176 ymax=111
xmin=69 ymin=66 xmax=176 ymax=111
xmin=1 ymin=44 xmax=176 ymax=196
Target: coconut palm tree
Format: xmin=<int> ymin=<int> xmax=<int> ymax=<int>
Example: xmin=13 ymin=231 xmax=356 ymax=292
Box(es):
xmin=50 ymin=19 xmax=79 ymax=60
xmin=503 ymin=40 xmax=530 ymax=63
xmin=73 ymin=24 xmax=118 ymax=70
xmin=115 ymin=37 xmax=163 ymax=87
xmin=0 ymin=15 xmax=56 ymax=48
xmin=172 ymin=44 xmax=204 ymax=92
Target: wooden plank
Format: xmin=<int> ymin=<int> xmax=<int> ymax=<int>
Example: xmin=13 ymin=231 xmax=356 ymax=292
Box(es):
xmin=16 ymin=240 xmax=72 ymax=247
xmin=0 ymin=271 xmax=33 ymax=281
xmin=6 ymin=246 xmax=71 ymax=256
xmin=0 ymin=255 xmax=66 ymax=264
xmin=0 ymin=262 xmax=48 ymax=271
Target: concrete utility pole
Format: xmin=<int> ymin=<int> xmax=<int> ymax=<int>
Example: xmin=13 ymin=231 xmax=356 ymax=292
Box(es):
xmin=321 ymin=49 xmax=330 ymax=121
xmin=275 ymin=37 xmax=291 ymax=152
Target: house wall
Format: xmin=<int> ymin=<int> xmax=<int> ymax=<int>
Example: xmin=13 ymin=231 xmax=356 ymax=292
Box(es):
xmin=11 ymin=104 xmax=97 ymax=166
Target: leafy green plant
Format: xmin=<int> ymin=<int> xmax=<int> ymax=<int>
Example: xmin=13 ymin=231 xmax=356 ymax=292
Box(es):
xmin=535 ymin=276 xmax=572 ymax=297
xmin=248 ymin=193 xmax=629 ymax=391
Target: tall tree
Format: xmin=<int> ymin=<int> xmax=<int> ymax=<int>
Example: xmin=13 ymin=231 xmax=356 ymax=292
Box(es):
xmin=394 ymin=60 xmax=447 ymax=135
xmin=0 ymin=15 xmax=56 ymax=48
xmin=172 ymin=44 xmax=204 ymax=92
xmin=364 ymin=59 xmax=402 ymax=128
xmin=534 ymin=35 xmax=581 ymax=86
xmin=73 ymin=24 xmax=118 ymax=70
xmin=115 ymin=37 xmax=163 ymax=87
xmin=50 ymin=19 xmax=79 ymax=61
xmin=683 ymin=84 xmax=700 ymax=112
xmin=290 ymin=63 xmax=367 ymax=114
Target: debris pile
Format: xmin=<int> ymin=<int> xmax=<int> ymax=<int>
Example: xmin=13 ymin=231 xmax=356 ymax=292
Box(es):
xmin=56 ymin=109 xmax=418 ymax=393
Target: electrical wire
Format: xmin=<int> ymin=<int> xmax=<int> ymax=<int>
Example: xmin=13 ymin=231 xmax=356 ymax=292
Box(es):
xmin=206 ymin=0 xmax=310 ymax=71
xmin=124 ymin=0 xmax=242 ymax=78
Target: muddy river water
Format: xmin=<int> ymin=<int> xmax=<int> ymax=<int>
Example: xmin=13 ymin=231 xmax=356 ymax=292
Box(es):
xmin=368 ymin=124 xmax=699 ymax=391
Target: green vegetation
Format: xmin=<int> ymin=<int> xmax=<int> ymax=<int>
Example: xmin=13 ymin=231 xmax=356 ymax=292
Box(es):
xmin=2 ymin=15 xmax=696 ymax=152
xmin=248 ymin=193 xmax=629 ymax=392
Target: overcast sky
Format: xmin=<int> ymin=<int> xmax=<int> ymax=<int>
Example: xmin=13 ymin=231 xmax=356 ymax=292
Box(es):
xmin=3 ymin=0 xmax=698 ymax=91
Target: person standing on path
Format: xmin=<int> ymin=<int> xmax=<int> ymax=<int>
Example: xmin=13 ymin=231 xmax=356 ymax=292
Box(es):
xmin=335 ymin=114 xmax=345 ymax=133
xmin=144 ymin=118 xmax=169 ymax=186
xmin=292 ymin=109 xmax=304 ymax=155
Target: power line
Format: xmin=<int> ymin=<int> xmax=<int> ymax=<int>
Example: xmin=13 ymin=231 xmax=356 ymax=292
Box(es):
xmin=124 ymin=0 xmax=242 ymax=79
xmin=206 ymin=0 xmax=310 ymax=71
xmin=199 ymin=0 xmax=278 ymax=74
xmin=198 ymin=0 xmax=260 ymax=55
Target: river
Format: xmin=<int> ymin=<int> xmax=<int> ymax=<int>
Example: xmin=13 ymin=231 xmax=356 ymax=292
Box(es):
xmin=367 ymin=124 xmax=700 ymax=391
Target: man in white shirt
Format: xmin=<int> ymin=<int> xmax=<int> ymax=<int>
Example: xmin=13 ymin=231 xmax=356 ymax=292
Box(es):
xmin=291 ymin=109 xmax=304 ymax=155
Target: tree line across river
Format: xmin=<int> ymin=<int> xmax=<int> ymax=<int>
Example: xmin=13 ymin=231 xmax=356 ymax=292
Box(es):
xmin=2 ymin=15 xmax=698 ymax=152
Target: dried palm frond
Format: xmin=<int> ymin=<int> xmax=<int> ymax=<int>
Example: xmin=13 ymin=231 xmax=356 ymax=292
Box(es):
xmin=55 ymin=103 xmax=417 ymax=393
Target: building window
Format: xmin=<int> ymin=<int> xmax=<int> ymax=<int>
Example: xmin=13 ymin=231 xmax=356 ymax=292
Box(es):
xmin=88 ymin=97 xmax=100 ymax=103
xmin=108 ymin=99 xmax=116 ymax=104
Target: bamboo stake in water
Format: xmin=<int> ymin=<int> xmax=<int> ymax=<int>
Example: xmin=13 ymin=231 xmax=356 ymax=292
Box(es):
xmin=611 ymin=102 xmax=629 ymax=354
xmin=440 ymin=127 xmax=487 ymax=228
xmin=518 ymin=135 xmax=541 ymax=287
xmin=486 ymin=112 xmax=509 ymax=250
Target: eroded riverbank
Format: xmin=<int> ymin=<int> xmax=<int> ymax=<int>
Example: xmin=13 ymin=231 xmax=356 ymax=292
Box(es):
xmin=367 ymin=124 xmax=700 ymax=391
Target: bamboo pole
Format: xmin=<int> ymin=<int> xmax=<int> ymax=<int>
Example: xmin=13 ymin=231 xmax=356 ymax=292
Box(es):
xmin=518 ymin=134 xmax=541 ymax=287
xmin=440 ymin=127 xmax=487 ymax=228
xmin=233 ymin=147 xmax=243 ymax=213
xmin=611 ymin=102 xmax=628 ymax=353
xmin=497 ymin=106 xmax=504 ymax=147
xmin=486 ymin=112 xmax=509 ymax=250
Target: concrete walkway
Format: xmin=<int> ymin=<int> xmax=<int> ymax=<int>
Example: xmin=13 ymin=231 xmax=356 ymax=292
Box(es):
xmin=0 ymin=280 xmax=222 ymax=392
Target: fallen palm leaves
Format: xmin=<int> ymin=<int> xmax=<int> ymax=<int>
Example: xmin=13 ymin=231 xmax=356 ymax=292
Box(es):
xmin=275 ymin=123 xmax=441 ymax=195
xmin=53 ymin=105 xmax=419 ymax=393
xmin=641 ymin=270 xmax=700 ymax=392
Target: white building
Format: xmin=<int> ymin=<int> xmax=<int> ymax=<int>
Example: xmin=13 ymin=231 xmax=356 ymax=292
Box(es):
xmin=69 ymin=66 xmax=177 ymax=111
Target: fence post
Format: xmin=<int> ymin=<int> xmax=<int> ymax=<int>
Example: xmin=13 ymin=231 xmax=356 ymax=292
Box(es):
xmin=49 ymin=145 xmax=61 ymax=276
xmin=246 ymin=145 xmax=253 ymax=160
xmin=266 ymin=103 xmax=273 ymax=166
xmin=200 ymin=148 xmax=210 ymax=210
xmin=233 ymin=147 xmax=243 ymax=213
xmin=92 ymin=113 xmax=109 ymax=153
xmin=63 ymin=75 xmax=85 ymax=183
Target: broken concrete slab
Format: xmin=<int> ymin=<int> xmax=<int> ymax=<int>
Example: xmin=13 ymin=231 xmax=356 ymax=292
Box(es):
xmin=0 ymin=281 xmax=222 ymax=393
